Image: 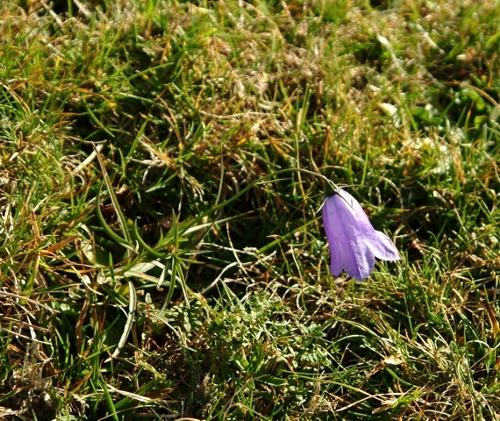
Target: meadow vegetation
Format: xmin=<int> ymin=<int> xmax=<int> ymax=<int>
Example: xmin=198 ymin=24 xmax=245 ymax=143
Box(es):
xmin=1 ymin=0 xmax=500 ymax=419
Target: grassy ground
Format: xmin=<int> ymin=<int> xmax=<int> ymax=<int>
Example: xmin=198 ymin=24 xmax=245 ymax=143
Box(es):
xmin=1 ymin=0 xmax=500 ymax=419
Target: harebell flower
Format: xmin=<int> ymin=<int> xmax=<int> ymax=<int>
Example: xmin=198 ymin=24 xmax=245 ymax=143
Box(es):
xmin=322 ymin=189 xmax=399 ymax=280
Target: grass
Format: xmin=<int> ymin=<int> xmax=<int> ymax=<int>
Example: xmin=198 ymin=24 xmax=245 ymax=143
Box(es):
xmin=0 ymin=0 xmax=500 ymax=419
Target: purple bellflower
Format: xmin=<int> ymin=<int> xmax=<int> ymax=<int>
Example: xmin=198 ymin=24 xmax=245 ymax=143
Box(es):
xmin=322 ymin=189 xmax=400 ymax=280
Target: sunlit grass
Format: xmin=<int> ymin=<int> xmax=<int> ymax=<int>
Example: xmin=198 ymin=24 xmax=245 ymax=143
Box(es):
xmin=0 ymin=0 xmax=499 ymax=419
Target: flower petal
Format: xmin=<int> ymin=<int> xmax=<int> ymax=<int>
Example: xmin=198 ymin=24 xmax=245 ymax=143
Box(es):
xmin=370 ymin=230 xmax=401 ymax=261
xmin=323 ymin=191 xmax=377 ymax=280
xmin=347 ymin=237 xmax=375 ymax=280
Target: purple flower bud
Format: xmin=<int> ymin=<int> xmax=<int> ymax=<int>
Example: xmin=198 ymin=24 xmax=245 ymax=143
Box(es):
xmin=322 ymin=189 xmax=400 ymax=280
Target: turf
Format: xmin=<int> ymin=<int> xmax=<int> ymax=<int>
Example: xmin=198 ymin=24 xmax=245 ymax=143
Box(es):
xmin=1 ymin=0 xmax=500 ymax=419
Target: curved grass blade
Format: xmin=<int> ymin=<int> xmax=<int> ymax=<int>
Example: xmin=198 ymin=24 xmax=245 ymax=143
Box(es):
xmin=110 ymin=281 xmax=136 ymax=360
xmin=94 ymin=143 xmax=134 ymax=254
xmin=95 ymin=187 xmax=136 ymax=253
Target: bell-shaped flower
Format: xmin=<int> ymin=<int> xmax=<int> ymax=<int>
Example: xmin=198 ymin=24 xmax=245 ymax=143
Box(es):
xmin=322 ymin=189 xmax=400 ymax=280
